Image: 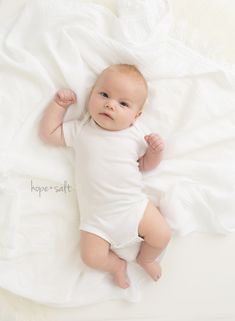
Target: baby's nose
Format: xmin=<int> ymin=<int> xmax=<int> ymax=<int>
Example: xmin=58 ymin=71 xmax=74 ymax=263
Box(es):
xmin=105 ymin=100 xmax=116 ymax=110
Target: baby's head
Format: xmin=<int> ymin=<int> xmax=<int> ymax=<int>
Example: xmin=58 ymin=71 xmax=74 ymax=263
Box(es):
xmin=87 ymin=64 xmax=148 ymax=131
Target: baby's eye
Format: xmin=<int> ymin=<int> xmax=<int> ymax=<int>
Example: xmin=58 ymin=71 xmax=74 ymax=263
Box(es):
xmin=99 ymin=92 xmax=108 ymax=98
xmin=120 ymin=101 xmax=129 ymax=107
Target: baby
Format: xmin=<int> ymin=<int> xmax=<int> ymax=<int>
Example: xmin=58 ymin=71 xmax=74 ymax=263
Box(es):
xmin=39 ymin=64 xmax=171 ymax=289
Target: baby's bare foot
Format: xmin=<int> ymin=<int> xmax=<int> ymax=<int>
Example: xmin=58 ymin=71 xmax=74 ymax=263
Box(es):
xmin=137 ymin=258 xmax=161 ymax=281
xmin=113 ymin=259 xmax=129 ymax=289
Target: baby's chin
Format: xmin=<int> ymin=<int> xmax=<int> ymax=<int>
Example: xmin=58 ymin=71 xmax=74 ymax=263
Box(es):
xmin=93 ymin=117 xmax=132 ymax=131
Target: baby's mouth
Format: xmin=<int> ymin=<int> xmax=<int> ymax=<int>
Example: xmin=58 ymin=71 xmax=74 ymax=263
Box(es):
xmin=99 ymin=112 xmax=113 ymax=120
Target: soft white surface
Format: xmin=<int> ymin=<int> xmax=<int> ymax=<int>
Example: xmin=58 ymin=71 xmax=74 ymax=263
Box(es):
xmin=0 ymin=234 xmax=235 ymax=321
xmin=0 ymin=0 xmax=235 ymax=320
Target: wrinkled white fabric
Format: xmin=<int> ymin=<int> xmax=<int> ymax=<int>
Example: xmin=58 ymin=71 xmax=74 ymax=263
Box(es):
xmin=0 ymin=0 xmax=235 ymax=307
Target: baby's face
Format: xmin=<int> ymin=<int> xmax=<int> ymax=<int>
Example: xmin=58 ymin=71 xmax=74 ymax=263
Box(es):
xmin=87 ymin=69 xmax=146 ymax=131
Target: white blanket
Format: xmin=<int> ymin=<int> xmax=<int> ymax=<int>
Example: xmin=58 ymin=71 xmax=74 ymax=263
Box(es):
xmin=0 ymin=0 xmax=235 ymax=307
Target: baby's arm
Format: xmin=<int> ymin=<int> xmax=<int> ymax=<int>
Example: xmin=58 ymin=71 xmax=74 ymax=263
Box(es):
xmin=39 ymin=89 xmax=77 ymax=146
xmin=138 ymin=134 xmax=164 ymax=172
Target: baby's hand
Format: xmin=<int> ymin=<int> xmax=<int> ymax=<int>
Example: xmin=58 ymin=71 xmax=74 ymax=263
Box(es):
xmin=54 ymin=89 xmax=77 ymax=109
xmin=144 ymin=133 xmax=164 ymax=153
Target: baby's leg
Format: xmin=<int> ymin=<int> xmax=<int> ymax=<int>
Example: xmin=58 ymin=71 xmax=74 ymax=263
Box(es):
xmin=80 ymin=231 xmax=129 ymax=289
xmin=137 ymin=201 xmax=171 ymax=281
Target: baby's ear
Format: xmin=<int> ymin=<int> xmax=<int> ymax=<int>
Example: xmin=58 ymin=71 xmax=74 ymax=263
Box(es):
xmin=135 ymin=110 xmax=142 ymax=119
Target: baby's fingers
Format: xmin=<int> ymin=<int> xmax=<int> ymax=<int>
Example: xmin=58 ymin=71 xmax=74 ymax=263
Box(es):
xmin=57 ymin=89 xmax=77 ymax=103
xmin=145 ymin=134 xmax=164 ymax=151
xmin=145 ymin=134 xmax=160 ymax=144
xmin=155 ymin=142 xmax=164 ymax=151
xmin=64 ymin=90 xmax=77 ymax=103
xmin=151 ymin=141 xmax=164 ymax=151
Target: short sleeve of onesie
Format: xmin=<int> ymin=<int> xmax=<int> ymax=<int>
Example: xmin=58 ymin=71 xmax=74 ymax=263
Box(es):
xmin=63 ymin=112 xmax=90 ymax=148
xmin=63 ymin=119 xmax=82 ymax=148
xmin=134 ymin=121 xmax=148 ymax=159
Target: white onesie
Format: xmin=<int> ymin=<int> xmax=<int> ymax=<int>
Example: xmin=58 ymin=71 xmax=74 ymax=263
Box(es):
xmin=63 ymin=113 xmax=149 ymax=249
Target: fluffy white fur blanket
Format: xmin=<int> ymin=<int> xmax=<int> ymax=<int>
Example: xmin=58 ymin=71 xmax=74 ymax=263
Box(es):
xmin=0 ymin=0 xmax=235 ymax=307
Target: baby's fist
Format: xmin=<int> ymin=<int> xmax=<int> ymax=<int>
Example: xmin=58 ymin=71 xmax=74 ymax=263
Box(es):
xmin=55 ymin=89 xmax=77 ymax=108
xmin=145 ymin=133 xmax=164 ymax=153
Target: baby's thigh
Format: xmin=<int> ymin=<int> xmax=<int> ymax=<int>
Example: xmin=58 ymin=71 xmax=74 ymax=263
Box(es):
xmin=138 ymin=201 xmax=171 ymax=246
xmin=80 ymin=231 xmax=110 ymax=262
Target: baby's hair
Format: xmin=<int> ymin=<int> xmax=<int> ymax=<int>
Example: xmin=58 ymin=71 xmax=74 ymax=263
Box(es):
xmin=106 ymin=64 xmax=148 ymax=93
